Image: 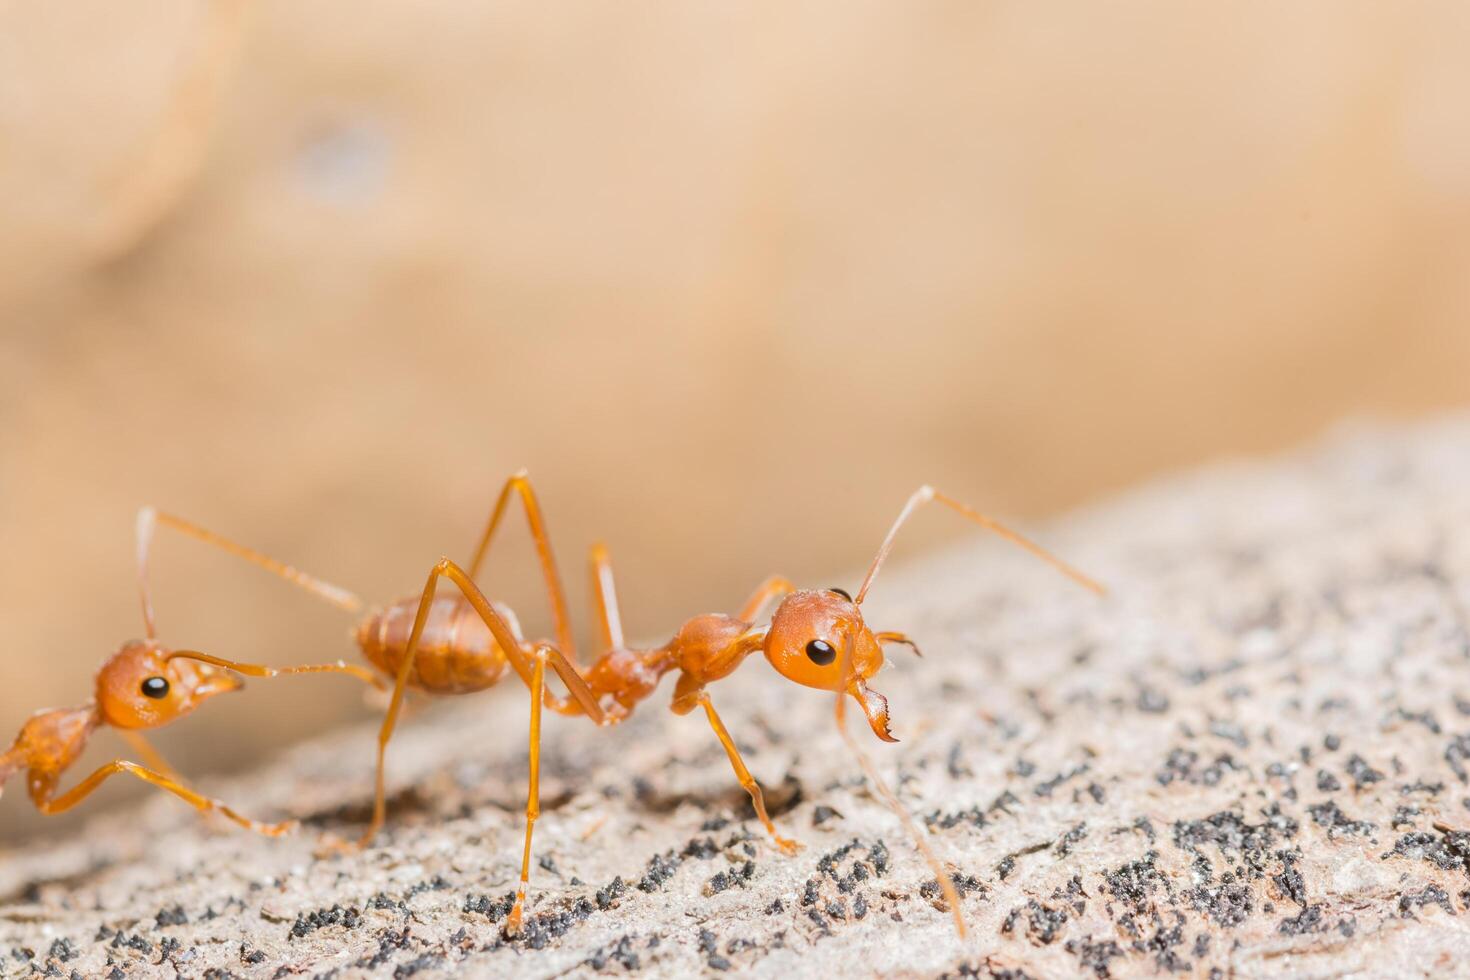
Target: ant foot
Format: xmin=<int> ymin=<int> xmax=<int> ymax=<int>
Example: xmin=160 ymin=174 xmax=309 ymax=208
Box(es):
xmin=505 ymin=902 xmax=525 ymax=937
xmin=254 ymin=819 xmax=299 ymax=837
xmin=773 ymin=835 xmax=803 ymax=856
xmin=313 ymin=832 xmax=366 ymax=859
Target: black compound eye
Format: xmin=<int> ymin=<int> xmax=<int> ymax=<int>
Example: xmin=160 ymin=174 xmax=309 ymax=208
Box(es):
xmin=805 ymin=639 xmax=837 ymax=666
xmin=141 ymin=676 xmax=170 ymax=699
xmin=827 ymin=587 xmax=852 ymax=601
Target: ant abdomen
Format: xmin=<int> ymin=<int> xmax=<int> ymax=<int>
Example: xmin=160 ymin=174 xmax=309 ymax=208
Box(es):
xmin=357 ymin=595 xmax=519 ymax=695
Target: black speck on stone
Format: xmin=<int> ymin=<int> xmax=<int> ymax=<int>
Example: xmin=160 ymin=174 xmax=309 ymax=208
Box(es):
xmin=1136 ymin=687 xmax=1170 ymax=713
xmin=1187 ymin=879 xmax=1253 ymax=927
xmin=1399 ymin=884 xmax=1454 ymax=918
xmin=1065 ymin=935 xmax=1123 ymax=978
xmin=596 ymin=876 xmax=627 ymax=910
xmin=289 ymin=903 xmax=362 ymax=939
xmin=811 ymin=805 xmax=841 ymax=826
xmin=636 ymin=851 xmax=682 ymax=892
xmin=1447 ymin=734 xmax=1470 ymax=783
xmin=1209 ymin=721 xmax=1249 ymax=749
xmin=155 ymin=905 xmax=187 ymax=928
xmin=1056 ymin=822 xmax=1088 ymax=857
xmin=1272 ymin=851 xmax=1307 ymax=907
xmin=1316 ymin=769 xmax=1342 ymax=792
xmin=394 ymin=953 xmax=443 ymax=978
xmin=1103 ymin=851 xmax=1166 ymax=914
xmin=1279 ymin=904 xmax=1326 ymax=935
xmin=680 ymin=837 xmax=719 ymax=860
xmin=868 ymin=840 xmax=890 ymax=876
xmin=463 ymin=892 xmax=515 ymax=921
xmin=587 ymin=935 xmax=640 ymax=971
xmin=46 ymin=939 xmax=77 ymax=964
xmin=1345 ymin=754 xmax=1385 ymax=790
xmin=1384 ymin=828 xmax=1470 ymax=872
xmin=1309 ymin=801 xmax=1374 ymax=838
xmin=1324 ymin=734 xmax=1341 ymax=752
xmin=1009 ymin=900 xmax=1069 ymax=945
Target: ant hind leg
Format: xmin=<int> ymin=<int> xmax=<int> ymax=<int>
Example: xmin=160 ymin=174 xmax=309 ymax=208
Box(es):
xmin=34 ymin=761 xmax=295 ymax=836
xmin=506 ymin=647 xmax=549 ymax=936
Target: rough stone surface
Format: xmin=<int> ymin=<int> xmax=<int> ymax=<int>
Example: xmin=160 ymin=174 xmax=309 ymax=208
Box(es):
xmin=5 ymin=417 xmax=1470 ymax=978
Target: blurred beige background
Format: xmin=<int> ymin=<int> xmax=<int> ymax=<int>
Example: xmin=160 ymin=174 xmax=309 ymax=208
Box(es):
xmin=2 ymin=1 xmax=1468 ymax=840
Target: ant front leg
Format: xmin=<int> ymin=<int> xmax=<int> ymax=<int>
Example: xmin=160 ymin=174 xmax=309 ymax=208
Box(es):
xmin=117 ymin=730 xmax=183 ymax=781
xmin=32 ymin=762 xmax=295 ymax=836
xmin=738 ymin=575 xmax=797 ymax=623
xmin=670 ymin=673 xmax=801 ymax=855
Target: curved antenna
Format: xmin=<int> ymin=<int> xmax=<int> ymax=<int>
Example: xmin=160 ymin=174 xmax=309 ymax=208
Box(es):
xmin=137 ymin=507 xmax=362 ymax=639
xmin=833 ymin=638 xmax=967 ymax=937
xmin=854 ymin=486 xmax=1105 ymax=605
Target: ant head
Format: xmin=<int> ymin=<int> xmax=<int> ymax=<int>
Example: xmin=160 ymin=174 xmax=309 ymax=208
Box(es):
xmin=94 ymin=641 xmax=243 ymax=730
xmin=762 ymin=588 xmax=897 ymax=742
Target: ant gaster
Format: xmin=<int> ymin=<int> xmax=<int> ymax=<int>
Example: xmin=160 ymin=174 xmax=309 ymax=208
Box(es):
xmin=108 ymin=474 xmax=1102 ymax=936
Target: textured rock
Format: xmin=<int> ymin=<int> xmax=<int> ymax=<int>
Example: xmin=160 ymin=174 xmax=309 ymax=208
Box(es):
xmin=5 ymin=417 xmax=1470 ymax=977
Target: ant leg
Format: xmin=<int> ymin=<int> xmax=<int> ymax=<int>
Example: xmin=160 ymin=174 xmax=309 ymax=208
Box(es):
xmin=136 ymin=507 xmax=361 ymax=639
xmin=853 ymin=486 xmax=1105 ymax=605
xmin=465 ymin=471 xmax=578 ymax=662
xmin=832 ymin=645 xmax=966 ymax=936
xmin=34 ymin=761 xmax=295 ymax=835
xmin=738 ymin=575 xmax=797 ymax=623
xmin=166 ymin=650 xmax=388 ymax=691
xmin=588 ymin=543 xmax=624 ymax=651
xmin=672 ymin=677 xmax=800 ymax=855
xmin=875 ymin=631 xmax=923 ymax=657
xmin=117 ymin=730 xmax=182 ymax=781
xmin=506 ymin=648 xmax=547 ymax=936
xmin=355 ymin=559 xmax=601 ymax=849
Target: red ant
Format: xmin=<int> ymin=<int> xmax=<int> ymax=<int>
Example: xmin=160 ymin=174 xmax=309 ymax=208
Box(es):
xmin=0 ymin=511 xmax=384 ymax=838
xmin=90 ymin=475 xmax=1102 ymax=936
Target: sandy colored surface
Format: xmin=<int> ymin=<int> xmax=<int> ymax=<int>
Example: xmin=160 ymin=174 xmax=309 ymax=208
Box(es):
xmin=4 ymin=416 xmax=1470 ymax=976
xmin=5 ymin=3 xmax=1470 ymax=845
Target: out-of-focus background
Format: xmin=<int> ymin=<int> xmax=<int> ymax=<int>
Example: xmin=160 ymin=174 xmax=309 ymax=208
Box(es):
xmin=2 ymin=1 xmax=1468 ymax=840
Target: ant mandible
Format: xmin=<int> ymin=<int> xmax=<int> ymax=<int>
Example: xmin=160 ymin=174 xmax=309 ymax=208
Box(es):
xmin=137 ymin=474 xmax=1103 ymax=936
xmin=0 ymin=511 xmax=384 ymax=837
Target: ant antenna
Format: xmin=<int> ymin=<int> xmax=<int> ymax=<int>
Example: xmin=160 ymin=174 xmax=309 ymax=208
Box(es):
xmin=137 ymin=507 xmax=362 ymax=638
xmin=166 ymin=650 xmax=387 ymax=690
xmin=854 ymin=486 xmax=1105 ymax=605
xmin=833 ymin=639 xmax=968 ymax=937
